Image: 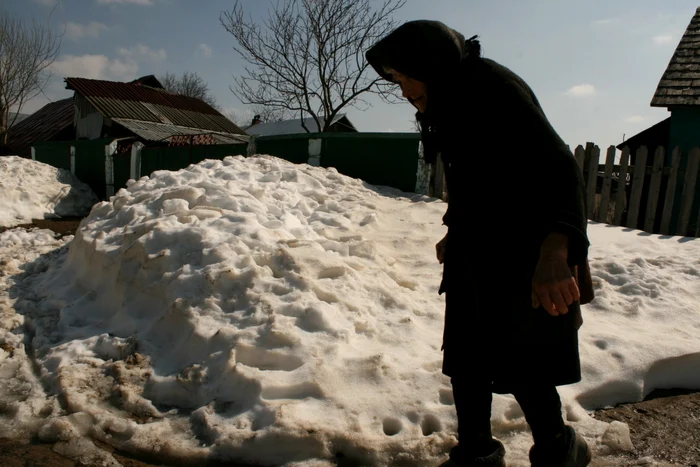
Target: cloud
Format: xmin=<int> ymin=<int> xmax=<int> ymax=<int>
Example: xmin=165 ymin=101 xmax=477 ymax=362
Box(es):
xmin=566 ymin=84 xmax=597 ymax=97
xmin=65 ymin=21 xmax=108 ymax=40
xmin=96 ymin=0 xmax=158 ymax=5
xmin=592 ymin=19 xmax=617 ymax=26
xmin=52 ymin=54 xmax=139 ymax=81
xmin=51 ymin=45 xmax=166 ymax=82
xmin=624 ymin=116 xmax=646 ymax=123
xmin=117 ymin=44 xmax=167 ymax=62
xmin=653 ymin=34 xmax=674 ymax=45
xmin=33 ymin=0 xmax=59 ymax=6
xmin=197 ymin=43 xmax=213 ymax=58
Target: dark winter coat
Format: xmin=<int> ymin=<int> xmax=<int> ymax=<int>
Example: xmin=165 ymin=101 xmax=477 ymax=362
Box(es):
xmin=366 ymin=21 xmax=592 ymax=393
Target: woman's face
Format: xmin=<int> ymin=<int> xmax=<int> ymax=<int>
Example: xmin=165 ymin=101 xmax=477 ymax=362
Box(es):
xmin=385 ymin=68 xmax=428 ymax=113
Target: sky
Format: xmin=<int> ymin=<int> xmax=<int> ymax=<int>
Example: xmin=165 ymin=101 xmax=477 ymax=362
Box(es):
xmin=2 ymin=153 xmax=700 ymax=465
xmin=5 ymin=0 xmax=698 ymax=150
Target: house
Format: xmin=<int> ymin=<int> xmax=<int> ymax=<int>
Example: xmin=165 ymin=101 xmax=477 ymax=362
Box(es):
xmin=65 ymin=75 xmax=248 ymax=145
xmin=618 ymin=6 xmax=700 ymax=165
xmin=4 ymin=75 xmax=248 ymax=157
xmin=245 ymin=113 xmax=357 ymax=136
xmin=4 ymin=98 xmax=74 ymax=158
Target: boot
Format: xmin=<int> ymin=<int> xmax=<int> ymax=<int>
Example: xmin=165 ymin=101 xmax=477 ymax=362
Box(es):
xmin=529 ymin=425 xmax=591 ymax=467
xmin=439 ymin=438 xmax=506 ymax=466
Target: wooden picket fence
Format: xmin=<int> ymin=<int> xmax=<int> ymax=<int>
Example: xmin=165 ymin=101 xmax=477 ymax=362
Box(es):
xmin=577 ymin=143 xmax=700 ymax=237
xmin=429 ymin=143 xmax=700 ymax=238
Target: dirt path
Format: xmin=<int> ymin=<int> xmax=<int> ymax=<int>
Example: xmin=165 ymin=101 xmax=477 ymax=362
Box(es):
xmin=0 ymin=438 xmax=154 ymax=466
xmin=0 ymin=217 xmax=84 ymax=238
xmin=593 ymin=389 xmax=700 ymax=466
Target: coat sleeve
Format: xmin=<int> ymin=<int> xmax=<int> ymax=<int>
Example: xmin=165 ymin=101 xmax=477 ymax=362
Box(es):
xmin=500 ymin=77 xmax=590 ymax=266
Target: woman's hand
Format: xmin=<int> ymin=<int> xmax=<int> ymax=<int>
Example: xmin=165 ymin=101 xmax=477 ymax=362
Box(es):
xmin=531 ymin=232 xmax=580 ymax=316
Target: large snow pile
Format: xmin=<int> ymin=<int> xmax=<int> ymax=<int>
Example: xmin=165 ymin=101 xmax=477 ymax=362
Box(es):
xmin=0 ymin=156 xmax=98 ymax=227
xmin=1 ymin=154 xmax=699 ymax=466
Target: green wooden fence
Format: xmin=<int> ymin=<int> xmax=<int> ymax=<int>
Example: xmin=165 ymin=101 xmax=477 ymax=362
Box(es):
xmin=32 ymin=132 xmax=423 ymax=201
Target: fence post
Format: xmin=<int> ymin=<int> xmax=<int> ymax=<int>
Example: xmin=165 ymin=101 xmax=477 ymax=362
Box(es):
xmin=414 ymin=140 xmax=430 ymax=195
xmin=678 ymin=147 xmax=700 ymax=236
xmin=660 ymin=147 xmax=682 ymax=235
xmin=247 ymin=135 xmax=257 ymax=156
xmin=644 ymin=146 xmax=666 ymax=233
xmin=308 ymin=138 xmax=322 ymax=166
xmin=105 ymin=140 xmax=117 ymax=198
xmin=598 ymin=146 xmax=616 ymax=223
xmin=626 ymin=146 xmax=648 ymax=230
xmin=585 ymin=144 xmax=599 ymax=219
xmin=429 ymin=152 xmax=446 ymax=200
xmin=130 ymin=141 xmax=144 ymax=180
xmin=613 ymin=147 xmax=631 ymax=226
xmin=574 ymin=145 xmax=586 ymax=174
xmin=70 ymin=146 xmax=76 ymax=175
xmin=31 ymin=147 xmax=36 ymax=161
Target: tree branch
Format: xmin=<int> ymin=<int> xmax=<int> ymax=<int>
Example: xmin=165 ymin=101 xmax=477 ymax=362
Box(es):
xmin=0 ymin=6 xmax=61 ymax=145
xmin=220 ymin=0 xmax=405 ymax=134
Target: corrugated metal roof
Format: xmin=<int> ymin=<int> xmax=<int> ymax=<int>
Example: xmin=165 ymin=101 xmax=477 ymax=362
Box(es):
xmin=245 ymin=114 xmax=356 ymax=136
xmin=5 ymin=98 xmax=74 ymax=158
xmin=651 ymin=7 xmax=700 ymax=107
xmin=65 ymin=77 xmax=247 ymax=135
xmin=113 ymin=118 xmax=249 ymax=144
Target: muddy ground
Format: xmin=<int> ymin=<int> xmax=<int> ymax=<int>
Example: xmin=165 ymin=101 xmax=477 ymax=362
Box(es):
xmin=1 ymin=391 xmax=698 ymax=466
xmin=0 ymin=217 xmax=84 ymax=238
xmin=592 ymin=389 xmax=700 ymax=466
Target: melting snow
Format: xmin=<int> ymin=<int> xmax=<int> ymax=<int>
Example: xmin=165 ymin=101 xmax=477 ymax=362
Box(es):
xmin=0 ymin=155 xmax=698 ymax=466
xmin=0 ymin=156 xmax=98 ymax=227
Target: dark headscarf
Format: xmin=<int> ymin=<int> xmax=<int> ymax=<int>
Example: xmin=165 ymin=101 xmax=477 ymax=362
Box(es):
xmin=365 ymin=20 xmax=482 ymax=163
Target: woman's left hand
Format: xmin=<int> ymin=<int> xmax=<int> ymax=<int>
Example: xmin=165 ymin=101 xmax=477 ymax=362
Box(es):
xmin=531 ymin=254 xmax=580 ymax=316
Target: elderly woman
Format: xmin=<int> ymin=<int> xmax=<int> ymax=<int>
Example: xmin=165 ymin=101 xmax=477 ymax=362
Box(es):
xmin=366 ymin=20 xmax=593 ymax=467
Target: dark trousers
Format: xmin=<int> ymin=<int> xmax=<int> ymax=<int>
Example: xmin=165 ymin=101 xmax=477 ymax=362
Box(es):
xmin=452 ymin=376 xmax=566 ymax=456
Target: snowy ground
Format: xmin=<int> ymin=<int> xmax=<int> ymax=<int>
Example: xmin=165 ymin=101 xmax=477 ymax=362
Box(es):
xmin=0 ymin=156 xmax=98 ymax=227
xmin=0 ymin=155 xmax=699 ymax=466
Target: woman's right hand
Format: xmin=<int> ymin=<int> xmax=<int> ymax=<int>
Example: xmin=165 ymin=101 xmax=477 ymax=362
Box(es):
xmin=436 ymin=234 xmax=447 ymax=264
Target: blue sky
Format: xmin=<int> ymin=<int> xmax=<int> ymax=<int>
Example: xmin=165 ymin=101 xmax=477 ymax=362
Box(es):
xmin=7 ymin=0 xmax=698 ymax=149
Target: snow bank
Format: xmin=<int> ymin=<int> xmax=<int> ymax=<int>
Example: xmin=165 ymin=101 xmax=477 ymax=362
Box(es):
xmin=27 ymin=155 xmax=454 ymax=466
xmin=0 ymin=156 xmax=98 ymax=227
xmin=2 ymin=154 xmax=699 ymax=466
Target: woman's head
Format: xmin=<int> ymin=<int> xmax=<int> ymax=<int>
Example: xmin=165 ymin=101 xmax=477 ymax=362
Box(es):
xmin=366 ymin=20 xmax=480 ymax=114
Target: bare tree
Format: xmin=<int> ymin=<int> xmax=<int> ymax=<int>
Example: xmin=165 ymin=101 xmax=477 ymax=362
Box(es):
xmin=0 ymin=7 xmax=61 ymax=145
xmin=159 ymin=71 xmax=219 ymax=109
xmin=220 ymin=0 xmax=405 ymax=133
